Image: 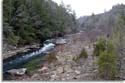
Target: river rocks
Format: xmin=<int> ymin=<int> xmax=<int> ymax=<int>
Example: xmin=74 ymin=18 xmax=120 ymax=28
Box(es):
xmin=44 ymin=38 xmax=67 ymax=45
xmin=7 ymin=68 xmax=27 ymax=76
xmin=55 ymin=38 xmax=67 ymax=45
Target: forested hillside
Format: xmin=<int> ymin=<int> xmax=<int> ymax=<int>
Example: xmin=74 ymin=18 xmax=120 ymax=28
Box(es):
xmin=3 ymin=0 xmax=77 ymax=46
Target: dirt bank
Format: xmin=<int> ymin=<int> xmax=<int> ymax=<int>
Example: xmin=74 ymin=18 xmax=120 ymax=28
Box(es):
xmin=2 ymin=44 xmax=40 ymax=59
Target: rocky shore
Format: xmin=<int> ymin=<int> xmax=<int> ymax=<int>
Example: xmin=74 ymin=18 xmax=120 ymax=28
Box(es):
xmin=4 ymin=32 xmax=101 ymax=81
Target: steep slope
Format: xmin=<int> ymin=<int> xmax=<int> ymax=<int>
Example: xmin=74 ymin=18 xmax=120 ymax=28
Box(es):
xmin=78 ymin=4 xmax=125 ymax=79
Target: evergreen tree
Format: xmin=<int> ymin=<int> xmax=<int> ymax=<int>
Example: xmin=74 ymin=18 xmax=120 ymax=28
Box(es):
xmin=95 ymin=38 xmax=118 ymax=79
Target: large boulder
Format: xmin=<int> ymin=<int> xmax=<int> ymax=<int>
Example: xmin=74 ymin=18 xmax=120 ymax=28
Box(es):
xmin=55 ymin=38 xmax=67 ymax=45
xmin=7 ymin=68 xmax=27 ymax=76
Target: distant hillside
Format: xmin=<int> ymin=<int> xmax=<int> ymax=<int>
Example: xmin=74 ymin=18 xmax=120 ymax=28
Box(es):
xmin=78 ymin=4 xmax=125 ymax=41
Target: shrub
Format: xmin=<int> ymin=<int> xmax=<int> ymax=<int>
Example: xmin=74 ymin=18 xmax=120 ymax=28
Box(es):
xmin=79 ymin=48 xmax=88 ymax=58
xmin=93 ymin=38 xmax=106 ymax=56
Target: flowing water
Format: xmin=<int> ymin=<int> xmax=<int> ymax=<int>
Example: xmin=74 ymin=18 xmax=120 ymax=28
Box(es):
xmin=3 ymin=42 xmax=55 ymax=80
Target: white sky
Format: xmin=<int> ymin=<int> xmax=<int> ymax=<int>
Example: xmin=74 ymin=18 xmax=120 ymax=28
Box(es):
xmin=52 ymin=0 xmax=125 ymax=18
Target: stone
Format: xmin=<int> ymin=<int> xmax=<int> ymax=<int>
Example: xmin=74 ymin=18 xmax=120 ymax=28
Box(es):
xmin=56 ymin=56 xmax=65 ymax=63
xmin=51 ymin=74 xmax=58 ymax=80
xmin=75 ymin=70 xmax=81 ymax=75
xmin=55 ymin=38 xmax=67 ymax=45
xmin=119 ymin=75 xmax=125 ymax=80
xmin=61 ymin=78 xmax=66 ymax=81
xmin=57 ymin=67 xmax=64 ymax=74
xmin=64 ymin=65 xmax=73 ymax=73
xmin=66 ymin=77 xmax=70 ymax=80
xmin=121 ymin=60 xmax=125 ymax=70
xmin=93 ymin=69 xmax=98 ymax=73
xmin=31 ymin=74 xmax=39 ymax=78
xmin=51 ymin=74 xmax=56 ymax=78
xmin=38 ymin=66 xmax=49 ymax=72
xmin=66 ymin=74 xmax=70 ymax=77
xmin=7 ymin=68 xmax=27 ymax=76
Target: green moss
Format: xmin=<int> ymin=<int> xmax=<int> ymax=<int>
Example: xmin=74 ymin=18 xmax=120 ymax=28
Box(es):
xmin=23 ymin=55 xmax=46 ymax=74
